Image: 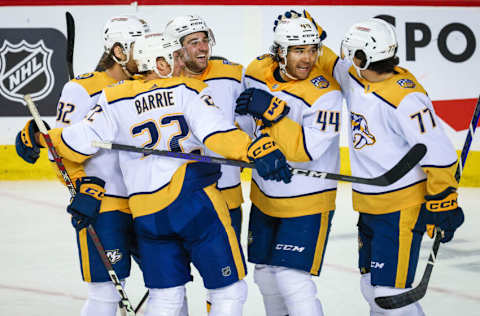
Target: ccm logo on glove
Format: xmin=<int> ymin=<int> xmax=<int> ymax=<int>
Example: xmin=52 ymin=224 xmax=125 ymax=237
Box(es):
xmin=250 ymin=140 xmax=276 ymax=158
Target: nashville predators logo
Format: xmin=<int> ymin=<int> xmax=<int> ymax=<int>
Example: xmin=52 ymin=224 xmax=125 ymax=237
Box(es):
xmin=397 ymin=78 xmax=416 ymax=89
xmin=311 ymin=75 xmax=330 ymax=89
xmin=105 ymin=249 xmax=123 ymax=264
xmin=351 ymin=112 xmax=376 ymax=149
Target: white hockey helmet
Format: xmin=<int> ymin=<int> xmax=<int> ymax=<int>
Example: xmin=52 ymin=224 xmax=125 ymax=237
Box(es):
xmin=342 ymin=18 xmax=397 ymax=70
xmin=133 ymin=32 xmax=182 ymax=78
xmin=273 ymin=17 xmax=320 ymax=56
xmin=164 ymin=15 xmax=216 ymax=46
xmin=103 ymin=15 xmax=151 ymax=53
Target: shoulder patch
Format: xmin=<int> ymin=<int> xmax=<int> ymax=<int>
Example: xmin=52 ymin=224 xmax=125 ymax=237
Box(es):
xmin=257 ymin=53 xmax=273 ymax=61
xmin=397 ymin=78 xmax=416 ymax=89
xmin=311 ymin=75 xmax=330 ymax=89
xmin=75 ymin=72 xmax=94 ymax=80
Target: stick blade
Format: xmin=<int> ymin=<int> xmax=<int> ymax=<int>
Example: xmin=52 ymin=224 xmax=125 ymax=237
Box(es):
xmin=377 ymin=143 xmax=427 ymax=185
xmin=375 ymin=286 xmax=427 ymax=309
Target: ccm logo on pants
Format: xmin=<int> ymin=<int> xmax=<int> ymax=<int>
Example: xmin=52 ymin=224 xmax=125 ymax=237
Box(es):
xmin=275 ymin=244 xmax=305 ymax=252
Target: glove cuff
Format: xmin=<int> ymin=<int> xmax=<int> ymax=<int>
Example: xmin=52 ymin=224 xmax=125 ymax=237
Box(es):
xmin=425 ymin=186 xmax=458 ymax=212
xmin=247 ymin=134 xmax=279 ymax=160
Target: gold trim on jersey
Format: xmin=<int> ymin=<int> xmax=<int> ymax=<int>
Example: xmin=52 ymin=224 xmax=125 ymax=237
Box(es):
xmin=41 ymin=128 xmax=91 ymax=163
xmin=316 ymin=45 xmax=340 ymax=78
xmin=263 ymin=117 xmax=311 ymax=162
xmin=193 ymin=59 xmax=243 ymax=82
xmin=203 ymin=184 xmax=246 ymax=280
xmin=204 ymin=128 xmax=250 ymax=162
xmin=310 ymin=211 xmax=330 ymax=275
xmin=128 ymin=163 xmax=190 ymax=218
xmin=100 ymin=196 xmax=130 ymax=214
xmin=79 ymin=228 xmax=91 ymax=282
xmin=348 ymin=66 xmax=427 ymax=108
xmin=422 ymin=162 xmax=458 ymax=195
xmin=250 ymin=181 xmax=336 ymax=218
xmin=104 ymin=77 xmax=207 ymax=104
xmin=395 ymin=204 xmax=422 ymax=288
xmin=71 ymin=71 xmax=117 ymax=97
xmin=219 ymin=184 xmax=244 ymax=209
xmin=245 ymin=55 xmax=341 ymax=107
xmin=353 ymin=180 xmax=427 ymax=214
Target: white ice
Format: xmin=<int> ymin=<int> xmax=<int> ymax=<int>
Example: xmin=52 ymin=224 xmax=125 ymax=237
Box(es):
xmin=0 ymin=181 xmax=479 ymax=316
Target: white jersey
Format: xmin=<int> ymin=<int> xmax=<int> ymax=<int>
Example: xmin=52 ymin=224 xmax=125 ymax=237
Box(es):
xmin=50 ymin=77 xmax=251 ymax=218
xmin=192 ymin=59 xmax=246 ymax=209
xmin=330 ymin=53 xmax=458 ymax=214
xmin=54 ymin=72 xmax=129 ymax=212
xmin=238 ymin=54 xmax=343 ymax=218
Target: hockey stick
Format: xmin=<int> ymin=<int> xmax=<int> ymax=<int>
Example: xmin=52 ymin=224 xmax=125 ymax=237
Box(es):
xmin=375 ymin=95 xmax=480 ymax=309
xmin=24 ymin=95 xmax=136 ymax=316
xmin=65 ymin=11 xmax=75 ymax=80
xmin=92 ymin=141 xmax=426 ymax=186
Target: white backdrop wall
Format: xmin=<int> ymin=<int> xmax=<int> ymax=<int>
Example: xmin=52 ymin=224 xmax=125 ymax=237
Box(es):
xmin=0 ymin=4 xmax=478 ymax=150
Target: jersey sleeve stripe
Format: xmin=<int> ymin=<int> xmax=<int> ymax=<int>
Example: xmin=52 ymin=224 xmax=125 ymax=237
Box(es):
xmin=421 ymin=160 xmax=457 ymax=168
xmin=204 ymin=77 xmax=241 ymax=84
xmin=302 ymin=127 xmax=314 ymax=161
xmin=60 ymin=132 xmax=91 ymax=157
xmin=353 ymin=178 xmax=426 ymax=195
xmin=282 ymin=90 xmax=312 ymax=108
xmin=245 ymin=74 xmax=266 ymax=85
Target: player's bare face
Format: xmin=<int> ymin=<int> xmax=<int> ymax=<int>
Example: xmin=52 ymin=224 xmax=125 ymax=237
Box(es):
xmin=285 ymin=45 xmax=318 ymax=80
xmin=182 ymin=32 xmax=210 ymax=74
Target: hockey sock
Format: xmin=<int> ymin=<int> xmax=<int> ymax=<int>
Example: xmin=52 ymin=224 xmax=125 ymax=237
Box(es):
xmin=274 ymin=266 xmax=324 ymax=316
xmin=207 ymin=279 xmax=247 ymax=316
xmin=145 ymin=285 xmax=186 ymax=316
xmin=253 ymin=264 xmax=289 ymax=316
xmin=80 ymin=281 xmax=123 ymax=316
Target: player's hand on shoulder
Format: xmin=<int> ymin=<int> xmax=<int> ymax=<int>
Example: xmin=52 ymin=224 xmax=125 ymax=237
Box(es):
xmin=247 ymin=133 xmax=292 ymax=184
xmin=235 ymin=88 xmax=290 ymax=127
xmin=423 ymin=186 xmax=464 ymax=243
xmin=67 ymin=176 xmax=106 ymax=230
xmin=15 ymin=119 xmax=50 ymax=164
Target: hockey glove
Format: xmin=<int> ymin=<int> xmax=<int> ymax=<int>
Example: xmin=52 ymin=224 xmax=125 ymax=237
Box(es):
xmin=236 ymin=88 xmax=290 ymax=127
xmin=67 ymin=177 xmax=106 ymax=230
xmin=273 ymin=10 xmax=327 ymax=40
xmin=424 ymin=186 xmax=464 ymax=243
xmin=15 ymin=119 xmax=50 ymax=164
xmin=247 ymin=134 xmax=292 ymax=183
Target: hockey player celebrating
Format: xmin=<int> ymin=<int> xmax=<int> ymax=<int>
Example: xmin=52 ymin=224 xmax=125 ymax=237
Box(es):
xmin=15 ymin=15 xmax=150 ymax=316
xmin=165 ymin=15 xmax=245 ymax=240
xmin=336 ymin=18 xmax=464 ymax=316
xmin=234 ymin=16 xmax=343 ymax=316
xmin=17 ymin=32 xmax=292 ymax=316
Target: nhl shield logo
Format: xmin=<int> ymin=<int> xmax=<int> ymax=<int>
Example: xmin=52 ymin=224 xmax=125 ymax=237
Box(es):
xmin=0 ymin=40 xmax=54 ymax=104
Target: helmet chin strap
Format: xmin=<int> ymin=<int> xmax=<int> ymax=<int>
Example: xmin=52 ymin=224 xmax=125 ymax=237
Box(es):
xmin=112 ymin=49 xmax=133 ymax=78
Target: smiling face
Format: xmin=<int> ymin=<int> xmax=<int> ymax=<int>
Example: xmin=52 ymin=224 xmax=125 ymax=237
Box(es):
xmin=282 ymin=44 xmax=319 ymax=80
xmin=181 ymin=31 xmax=210 ymax=74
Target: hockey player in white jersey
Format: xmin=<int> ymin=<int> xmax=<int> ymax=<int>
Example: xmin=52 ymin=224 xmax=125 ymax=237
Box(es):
xmin=165 ymin=15 xmax=245 ymax=240
xmin=164 ymin=14 xmax=247 ymax=313
xmin=18 ymin=32 xmax=292 ymax=316
xmin=235 ymin=15 xmax=343 ymax=316
xmin=15 ymin=15 xmax=150 ymax=316
xmin=338 ymin=18 xmax=464 ymax=316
